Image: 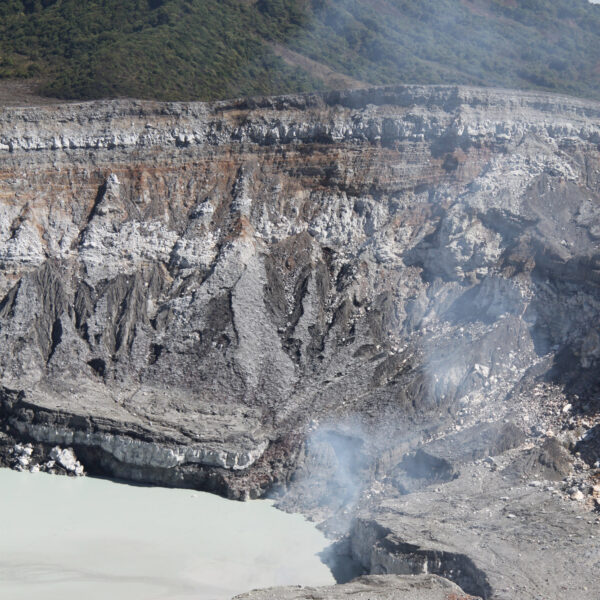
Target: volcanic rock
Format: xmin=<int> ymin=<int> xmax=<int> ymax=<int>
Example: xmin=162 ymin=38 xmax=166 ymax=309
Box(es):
xmin=504 ymin=437 xmax=574 ymax=482
xmin=0 ymin=85 xmax=599 ymax=598
xmin=232 ymin=574 xmax=477 ymax=600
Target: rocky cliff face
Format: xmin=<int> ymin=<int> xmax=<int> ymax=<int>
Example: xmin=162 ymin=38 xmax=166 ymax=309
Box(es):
xmin=0 ymin=85 xmax=599 ymax=599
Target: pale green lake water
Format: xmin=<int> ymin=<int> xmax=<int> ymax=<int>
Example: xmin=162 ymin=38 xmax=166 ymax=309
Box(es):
xmin=0 ymin=468 xmax=334 ymax=600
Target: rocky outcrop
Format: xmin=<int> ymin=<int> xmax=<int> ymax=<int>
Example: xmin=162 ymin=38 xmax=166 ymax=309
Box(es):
xmin=390 ymin=421 xmax=526 ymax=493
xmin=346 ymin=519 xmax=490 ymax=598
xmin=232 ymin=573 xmax=478 ymax=599
xmin=0 ymin=85 xmax=599 ymax=598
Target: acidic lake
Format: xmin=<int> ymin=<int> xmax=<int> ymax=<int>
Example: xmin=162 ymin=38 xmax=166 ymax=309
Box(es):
xmin=0 ymin=468 xmax=335 ymax=599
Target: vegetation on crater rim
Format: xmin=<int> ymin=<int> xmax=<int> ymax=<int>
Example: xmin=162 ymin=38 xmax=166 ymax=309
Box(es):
xmin=1 ymin=0 xmax=599 ymax=101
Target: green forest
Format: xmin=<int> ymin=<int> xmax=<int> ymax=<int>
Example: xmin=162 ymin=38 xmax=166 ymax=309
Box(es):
xmin=1 ymin=0 xmax=600 ymax=101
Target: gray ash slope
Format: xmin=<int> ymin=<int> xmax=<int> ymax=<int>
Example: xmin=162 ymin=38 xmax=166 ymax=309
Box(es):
xmin=0 ymin=85 xmax=599 ymax=599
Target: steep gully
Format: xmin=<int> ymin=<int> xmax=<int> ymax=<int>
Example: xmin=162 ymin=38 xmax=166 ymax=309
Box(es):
xmin=0 ymin=85 xmax=599 ymax=598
